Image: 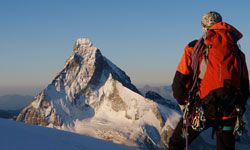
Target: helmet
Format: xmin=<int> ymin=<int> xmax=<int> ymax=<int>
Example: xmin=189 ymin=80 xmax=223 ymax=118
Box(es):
xmin=201 ymin=11 xmax=222 ymax=33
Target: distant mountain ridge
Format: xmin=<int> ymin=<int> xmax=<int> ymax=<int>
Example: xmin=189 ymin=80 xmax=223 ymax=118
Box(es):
xmin=145 ymin=91 xmax=180 ymax=111
xmin=139 ymin=85 xmax=174 ymax=101
xmin=0 ymin=95 xmax=33 ymax=110
xmin=0 ymin=109 xmax=20 ymax=119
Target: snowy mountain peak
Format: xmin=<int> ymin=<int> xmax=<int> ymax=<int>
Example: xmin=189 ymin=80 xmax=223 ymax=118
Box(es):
xmin=17 ymin=38 xmax=180 ymax=149
xmin=73 ymin=38 xmax=94 ymax=51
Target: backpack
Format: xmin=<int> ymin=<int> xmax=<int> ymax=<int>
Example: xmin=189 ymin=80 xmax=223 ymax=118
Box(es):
xmin=190 ymin=34 xmax=243 ymax=120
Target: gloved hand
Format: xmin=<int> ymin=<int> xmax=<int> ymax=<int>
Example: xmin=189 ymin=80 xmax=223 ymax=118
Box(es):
xmin=179 ymin=105 xmax=186 ymax=112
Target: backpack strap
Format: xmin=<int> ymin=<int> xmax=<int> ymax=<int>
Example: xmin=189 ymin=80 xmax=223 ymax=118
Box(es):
xmin=189 ymin=37 xmax=206 ymax=96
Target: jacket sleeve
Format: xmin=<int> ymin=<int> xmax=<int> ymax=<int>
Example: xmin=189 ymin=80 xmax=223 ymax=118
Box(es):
xmin=172 ymin=40 xmax=197 ymax=105
xmin=240 ymin=53 xmax=249 ymax=110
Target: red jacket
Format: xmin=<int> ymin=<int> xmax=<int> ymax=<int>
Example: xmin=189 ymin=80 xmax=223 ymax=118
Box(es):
xmin=172 ymin=22 xmax=249 ymax=108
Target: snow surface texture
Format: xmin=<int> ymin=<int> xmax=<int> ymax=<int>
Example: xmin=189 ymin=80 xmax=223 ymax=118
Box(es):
xmin=17 ymin=38 xmax=180 ymax=149
xmin=0 ymin=118 xmax=136 ymax=150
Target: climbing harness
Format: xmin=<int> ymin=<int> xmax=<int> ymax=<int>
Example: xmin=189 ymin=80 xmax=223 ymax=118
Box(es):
xmin=233 ymin=106 xmax=246 ymax=138
xmin=191 ymin=105 xmax=206 ymax=131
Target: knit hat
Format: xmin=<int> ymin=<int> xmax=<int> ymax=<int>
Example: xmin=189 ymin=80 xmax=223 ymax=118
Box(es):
xmin=201 ymin=11 xmax=222 ymax=33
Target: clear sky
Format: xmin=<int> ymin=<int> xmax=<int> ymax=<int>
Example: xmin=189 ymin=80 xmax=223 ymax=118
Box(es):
xmin=0 ymin=0 xmax=250 ymax=95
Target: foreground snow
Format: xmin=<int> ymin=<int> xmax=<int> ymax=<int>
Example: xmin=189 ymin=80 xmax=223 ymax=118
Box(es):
xmin=0 ymin=118 xmax=137 ymax=150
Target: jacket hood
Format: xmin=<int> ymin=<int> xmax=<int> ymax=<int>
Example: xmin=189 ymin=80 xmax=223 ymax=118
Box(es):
xmin=209 ymin=22 xmax=243 ymax=41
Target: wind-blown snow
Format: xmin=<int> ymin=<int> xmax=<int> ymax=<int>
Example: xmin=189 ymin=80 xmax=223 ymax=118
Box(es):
xmin=0 ymin=118 xmax=136 ymax=150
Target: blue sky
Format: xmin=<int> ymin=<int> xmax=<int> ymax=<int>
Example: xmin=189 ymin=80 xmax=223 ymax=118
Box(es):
xmin=0 ymin=0 xmax=250 ymax=94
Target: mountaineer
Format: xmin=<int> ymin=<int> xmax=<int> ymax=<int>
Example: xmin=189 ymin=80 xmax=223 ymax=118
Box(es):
xmin=169 ymin=11 xmax=249 ymax=150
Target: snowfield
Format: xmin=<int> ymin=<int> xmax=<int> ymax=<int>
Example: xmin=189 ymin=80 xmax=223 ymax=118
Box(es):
xmin=0 ymin=118 xmax=137 ymax=150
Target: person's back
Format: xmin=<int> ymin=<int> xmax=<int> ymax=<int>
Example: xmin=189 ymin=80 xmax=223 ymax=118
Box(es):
xmin=169 ymin=11 xmax=249 ymax=150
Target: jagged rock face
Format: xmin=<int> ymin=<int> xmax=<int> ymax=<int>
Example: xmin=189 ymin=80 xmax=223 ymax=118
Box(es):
xmin=17 ymin=92 xmax=61 ymax=126
xmin=17 ymin=38 xmax=180 ymax=149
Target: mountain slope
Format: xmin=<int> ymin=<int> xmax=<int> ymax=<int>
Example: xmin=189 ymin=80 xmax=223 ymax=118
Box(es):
xmin=17 ymin=38 xmax=180 ymax=149
xmin=0 ymin=118 xmax=136 ymax=150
